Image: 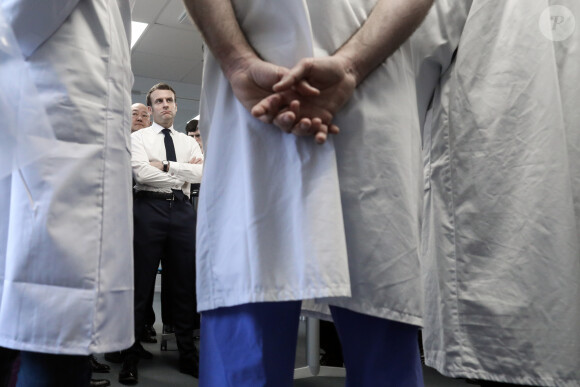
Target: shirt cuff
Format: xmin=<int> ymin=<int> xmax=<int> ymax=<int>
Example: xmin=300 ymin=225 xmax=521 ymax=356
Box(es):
xmin=167 ymin=162 xmax=183 ymax=189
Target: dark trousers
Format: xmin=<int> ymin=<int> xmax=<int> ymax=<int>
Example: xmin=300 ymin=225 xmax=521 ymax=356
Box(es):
xmin=161 ymin=265 xmax=203 ymax=329
xmin=131 ymin=196 xmax=197 ymax=361
xmin=144 ymin=283 xmax=156 ymax=328
xmin=199 ymin=302 xmax=424 ymax=387
xmin=159 ymin=208 xmax=201 ymax=330
xmin=320 ymin=319 xmax=343 ymax=362
xmin=0 ymin=347 xmax=18 ymax=387
xmin=160 ymin=266 xmax=173 ymax=326
xmin=16 ymin=352 xmax=89 ymax=387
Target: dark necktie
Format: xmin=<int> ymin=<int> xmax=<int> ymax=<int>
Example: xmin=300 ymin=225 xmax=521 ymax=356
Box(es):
xmin=162 ymin=128 xmax=176 ymax=161
xmin=162 ymin=128 xmax=186 ymax=200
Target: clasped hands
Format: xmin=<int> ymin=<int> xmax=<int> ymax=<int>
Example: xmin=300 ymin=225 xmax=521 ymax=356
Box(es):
xmin=227 ymin=54 xmax=358 ymax=144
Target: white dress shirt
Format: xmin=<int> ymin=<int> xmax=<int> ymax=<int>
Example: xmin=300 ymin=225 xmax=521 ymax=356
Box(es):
xmin=132 ymin=122 xmax=203 ymax=197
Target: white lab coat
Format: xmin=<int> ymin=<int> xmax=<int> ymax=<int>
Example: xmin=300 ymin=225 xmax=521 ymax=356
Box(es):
xmin=418 ymin=0 xmax=580 ymax=385
xmin=197 ymin=0 xmax=424 ymax=326
xmin=0 ymin=0 xmax=134 ymax=354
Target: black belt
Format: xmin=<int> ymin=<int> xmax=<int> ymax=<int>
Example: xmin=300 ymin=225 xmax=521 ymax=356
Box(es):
xmin=135 ymin=191 xmax=189 ymax=202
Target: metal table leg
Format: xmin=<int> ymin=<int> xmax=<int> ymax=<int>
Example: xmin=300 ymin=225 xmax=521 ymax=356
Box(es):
xmin=294 ymin=317 xmax=346 ymax=379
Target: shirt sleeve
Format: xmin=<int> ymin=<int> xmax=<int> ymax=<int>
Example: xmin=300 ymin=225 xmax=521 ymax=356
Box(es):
xmin=167 ymin=137 xmax=204 ymax=184
xmin=131 ymin=132 xmax=185 ymax=189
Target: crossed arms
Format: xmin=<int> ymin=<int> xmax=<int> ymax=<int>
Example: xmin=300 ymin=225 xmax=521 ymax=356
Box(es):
xmin=132 ymin=132 xmax=203 ymax=188
xmin=183 ymin=0 xmax=433 ymax=143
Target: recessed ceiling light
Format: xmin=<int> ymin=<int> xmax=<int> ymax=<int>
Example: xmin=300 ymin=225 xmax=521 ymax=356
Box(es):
xmin=131 ymin=21 xmax=148 ymax=49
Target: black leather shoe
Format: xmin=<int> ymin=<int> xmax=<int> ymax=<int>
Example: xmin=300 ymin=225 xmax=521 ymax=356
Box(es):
xmin=104 ymin=351 xmax=125 ymax=364
xmin=179 ymin=353 xmax=199 ymax=379
xmin=118 ymin=356 xmax=139 ymax=385
xmin=140 ymin=325 xmax=157 ymax=343
xmin=90 ymin=355 xmax=110 ymax=373
xmin=136 ymin=342 xmax=153 ymax=360
xmin=90 ymin=378 xmax=111 ymax=387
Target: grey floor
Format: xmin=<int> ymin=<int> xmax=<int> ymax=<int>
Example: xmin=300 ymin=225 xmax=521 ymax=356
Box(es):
xmin=95 ymin=283 xmax=474 ymax=387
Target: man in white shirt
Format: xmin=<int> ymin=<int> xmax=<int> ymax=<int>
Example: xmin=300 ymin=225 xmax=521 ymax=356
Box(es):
xmin=120 ymin=83 xmax=203 ymax=385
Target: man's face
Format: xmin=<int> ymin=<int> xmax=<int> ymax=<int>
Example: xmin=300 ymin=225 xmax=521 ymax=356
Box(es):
xmin=131 ymin=103 xmax=150 ymax=132
xmin=148 ymin=89 xmax=177 ymax=128
xmin=188 ymin=129 xmax=203 ymax=152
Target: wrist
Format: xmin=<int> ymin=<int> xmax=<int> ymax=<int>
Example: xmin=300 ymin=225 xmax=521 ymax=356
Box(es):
xmin=334 ymin=51 xmax=362 ymax=87
xmin=223 ymin=51 xmax=260 ymax=82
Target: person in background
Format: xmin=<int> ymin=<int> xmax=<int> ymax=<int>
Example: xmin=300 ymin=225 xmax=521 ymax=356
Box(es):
xmin=131 ymin=103 xmax=151 ymax=133
xmin=186 ymin=119 xmax=203 ymax=154
xmin=120 ymin=83 xmax=203 ymax=385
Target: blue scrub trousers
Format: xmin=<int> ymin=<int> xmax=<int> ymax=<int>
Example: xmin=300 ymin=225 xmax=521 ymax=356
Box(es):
xmin=199 ymin=301 xmax=423 ymax=387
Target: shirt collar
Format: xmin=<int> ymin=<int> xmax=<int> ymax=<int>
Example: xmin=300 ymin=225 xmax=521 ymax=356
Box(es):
xmin=151 ymin=121 xmax=175 ymax=134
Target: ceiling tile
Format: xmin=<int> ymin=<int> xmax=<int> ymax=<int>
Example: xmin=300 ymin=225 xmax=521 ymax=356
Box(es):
xmin=180 ymin=61 xmax=204 ymax=84
xmin=156 ymin=0 xmax=197 ymax=30
xmin=133 ymin=24 xmax=203 ymax=60
xmin=131 ymin=51 xmax=196 ymax=83
xmin=132 ymin=0 xmax=169 ymax=23
xmin=131 ymin=0 xmax=204 ymax=89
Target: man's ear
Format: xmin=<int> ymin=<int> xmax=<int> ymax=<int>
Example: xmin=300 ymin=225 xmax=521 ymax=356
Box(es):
xmin=148 ymin=106 xmax=153 ymax=114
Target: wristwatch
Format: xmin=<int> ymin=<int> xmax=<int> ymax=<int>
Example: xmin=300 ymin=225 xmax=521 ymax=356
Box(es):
xmin=162 ymin=160 xmax=169 ymax=172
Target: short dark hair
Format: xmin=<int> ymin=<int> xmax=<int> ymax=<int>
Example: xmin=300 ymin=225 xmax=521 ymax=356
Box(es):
xmin=185 ymin=119 xmax=199 ymax=133
xmin=146 ymin=83 xmax=177 ymax=107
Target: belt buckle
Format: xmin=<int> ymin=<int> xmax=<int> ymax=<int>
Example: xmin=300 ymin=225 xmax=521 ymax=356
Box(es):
xmin=165 ymin=193 xmax=175 ymax=201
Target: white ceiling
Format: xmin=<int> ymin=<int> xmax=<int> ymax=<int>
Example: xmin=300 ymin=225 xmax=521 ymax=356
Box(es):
xmin=131 ymin=0 xmax=204 ymax=132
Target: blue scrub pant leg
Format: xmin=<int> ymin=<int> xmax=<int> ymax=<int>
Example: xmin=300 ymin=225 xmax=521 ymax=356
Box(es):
xmin=16 ymin=352 xmax=90 ymax=387
xmin=199 ymin=301 xmax=301 ymax=387
xmin=330 ymin=305 xmax=424 ymax=387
